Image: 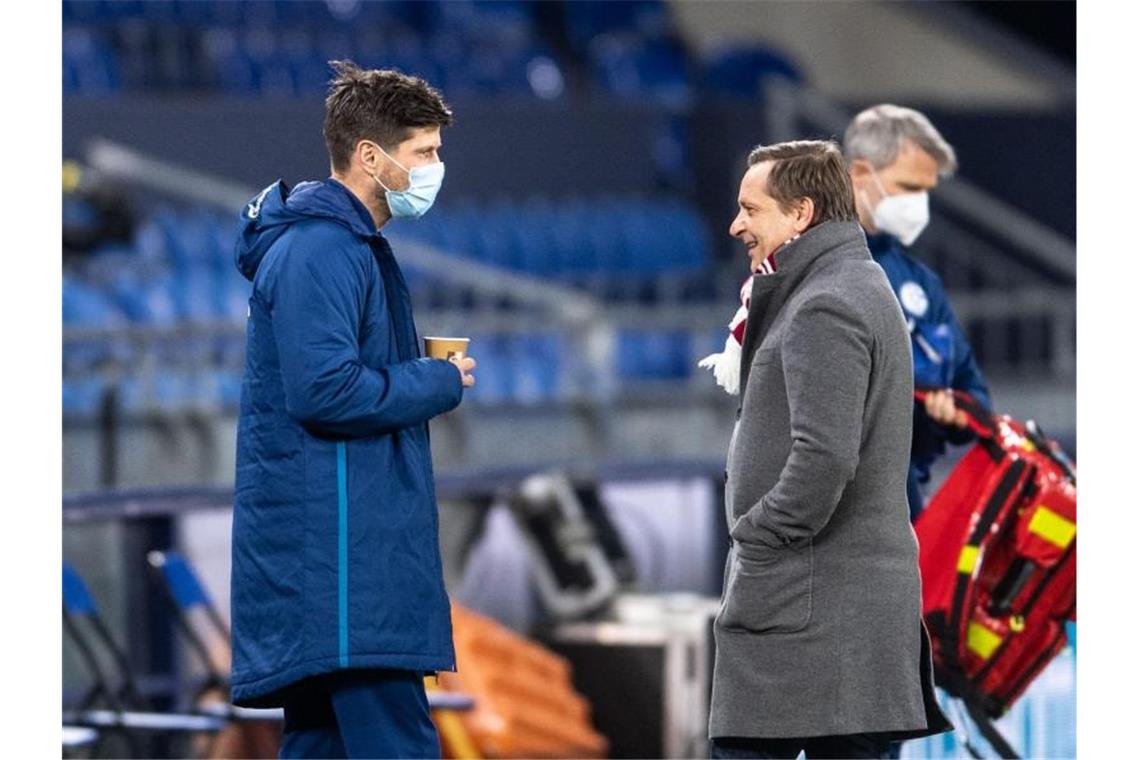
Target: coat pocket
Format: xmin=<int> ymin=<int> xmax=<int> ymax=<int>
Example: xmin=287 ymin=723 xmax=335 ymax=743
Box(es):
xmin=720 ymin=539 xmax=813 ymax=634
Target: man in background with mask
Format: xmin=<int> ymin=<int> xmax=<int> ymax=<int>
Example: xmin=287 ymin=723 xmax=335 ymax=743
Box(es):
xmin=230 ymin=60 xmax=476 ymax=759
xmin=845 ymin=104 xmax=991 ymax=521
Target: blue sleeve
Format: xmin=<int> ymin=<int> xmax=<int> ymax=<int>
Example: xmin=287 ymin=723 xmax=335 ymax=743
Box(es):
xmin=926 ymin=275 xmax=991 ymax=445
xmin=268 ymin=232 xmax=463 ymax=437
xmin=944 ymin=299 xmax=991 ymax=410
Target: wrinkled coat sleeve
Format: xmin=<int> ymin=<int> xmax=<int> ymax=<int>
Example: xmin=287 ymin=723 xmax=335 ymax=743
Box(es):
xmin=269 ymin=235 xmax=462 ymax=437
xmin=731 ymin=294 xmax=872 ymax=548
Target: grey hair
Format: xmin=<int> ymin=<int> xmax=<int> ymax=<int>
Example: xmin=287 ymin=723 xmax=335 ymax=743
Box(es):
xmin=843 ymin=104 xmax=958 ymax=177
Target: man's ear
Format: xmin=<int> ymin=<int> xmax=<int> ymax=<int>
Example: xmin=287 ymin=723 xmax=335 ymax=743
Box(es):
xmin=793 ymin=197 xmax=815 ymax=233
xmin=356 ymin=140 xmax=379 ymax=174
xmin=848 ymin=159 xmax=875 ymax=191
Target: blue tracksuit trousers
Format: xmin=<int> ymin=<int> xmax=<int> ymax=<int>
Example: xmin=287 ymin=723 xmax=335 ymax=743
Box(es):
xmin=278 ymin=669 xmax=440 ymax=759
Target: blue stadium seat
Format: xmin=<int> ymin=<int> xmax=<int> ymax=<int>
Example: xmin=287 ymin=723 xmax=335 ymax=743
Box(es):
xmin=549 ymin=201 xmax=594 ymax=275
xmin=171 ymin=0 xmax=241 ymax=26
xmin=63 ymin=196 xmax=100 ymax=233
xmin=351 ymin=0 xmax=426 ymax=32
xmin=147 ymin=551 xmax=223 ymax=625
xmin=583 ymin=206 xmax=623 ymax=276
xmin=464 ymin=336 xmax=513 ymax=404
xmin=473 ymin=206 xmax=525 ymax=271
xmin=172 ymin=267 xmax=219 ymax=322
xmin=158 ymin=208 xmax=221 ymax=271
xmin=217 ymin=52 xmax=259 ymax=93
xmin=63 ymin=276 xmax=126 ymax=330
xmin=561 ymin=0 xmax=670 ymax=52
xmin=430 ymin=206 xmax=479 ymax=260
xmin=513 ymin=204 xmax=557 ymax=276
xmin=701 ymin=44 xmax=803 ymax=99
xmin=217 ymin=271 xmax=251 ymax=321
xmin=292 ymin=55 xmax=334 ymax=94
xmin=118 ymin=368 xmax=197 ymax=413
xmin=424 ymin=0 xmax=537 ymax=33
xmin=63 ymin=275 xmax=131 ymax=382
xmin=215 ymin=369 xmax=244 ymax=409
xmin=313 ymin=28 xmax=359 ymax=66
xmin=63 ymin=27 xmax=123 ymax=94
xmin=616 ymin=329 xmax=691 ymax=381
xmin=588 ymin=33 xmax=693 ymax=109
xmin=63 ymin=562 xmax=99 ymax=617
xmin=211 ymin=213 xmax=241 ymax=272
xmin=63 ymin=377 xmax=108 ymax=418
xmin=133 ymin=218 xmax=172 ymax=268
xmin=508 ymin=333 xmax=563 ymax=402
xmin=110 ymin=271 xmax=177 ymax=326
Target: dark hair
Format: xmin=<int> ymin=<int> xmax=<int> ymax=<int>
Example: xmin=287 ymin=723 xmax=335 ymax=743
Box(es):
xmin=323 ymin=60 xmax=453 ymax=173
xmin=747 ymin=140 xmax=857 ymax=227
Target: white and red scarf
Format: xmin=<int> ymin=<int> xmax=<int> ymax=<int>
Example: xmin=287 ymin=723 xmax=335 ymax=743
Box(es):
xmin=698 ymin=236 xmax=797 ymax=395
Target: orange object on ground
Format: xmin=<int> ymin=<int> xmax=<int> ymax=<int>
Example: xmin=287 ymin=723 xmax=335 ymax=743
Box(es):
xmin=439 ymin=604 xmax=608 ymax=759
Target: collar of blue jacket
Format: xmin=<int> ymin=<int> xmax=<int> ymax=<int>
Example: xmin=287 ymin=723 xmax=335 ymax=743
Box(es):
xmin=864 ymin=229 xmax=902 ymax=258
xmin=235 ymin=178 xmax=380 ymax=282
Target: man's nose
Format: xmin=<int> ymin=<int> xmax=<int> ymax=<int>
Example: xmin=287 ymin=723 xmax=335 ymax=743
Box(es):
xmin=729 ymin=214 xmax=744 ymax=238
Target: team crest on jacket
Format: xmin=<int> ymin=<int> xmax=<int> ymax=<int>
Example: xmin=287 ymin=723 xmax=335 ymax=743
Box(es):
xmin=899 ymin=281 xmax=929 ymax=318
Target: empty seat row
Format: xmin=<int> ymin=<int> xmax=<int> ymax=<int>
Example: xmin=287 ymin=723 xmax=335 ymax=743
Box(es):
xmin=395 ymin=197 xmax=711 ymax=277
xmin=63 ymin=325 xmax=727 ymax=418
xmin=62 ymin=328 xmax=711 ymax=419
xmin=63 ymin=0 xmax=801 ymax=102
xmin=63 ymin=0 xmax=539 ymax=35
xmin=62 ymin=193 xmax=724 ymax=417
xmin=68 ymin=197 xmax=711 ymax=323
xmin=64 ymin=21 xmax=565 ymax=98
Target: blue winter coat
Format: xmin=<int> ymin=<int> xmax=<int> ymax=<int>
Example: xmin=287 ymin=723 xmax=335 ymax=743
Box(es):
xmin=867 ymin=232 xmax=992 ymax=519
xmin=229 ymin=178 xmax=463 ymax=707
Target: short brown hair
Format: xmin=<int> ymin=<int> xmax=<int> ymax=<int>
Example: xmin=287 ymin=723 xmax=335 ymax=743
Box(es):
xmin=747 ymin=140 xmax=858 ymax=227
xmin=323 ymin=60 xmax=453 ymax=173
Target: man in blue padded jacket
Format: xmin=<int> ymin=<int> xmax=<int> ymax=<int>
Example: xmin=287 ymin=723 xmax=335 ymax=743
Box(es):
xmin=230 ymin=60 xmax=476 ymax=759
xmin=845 ymin=104 xmax=992 ymax=521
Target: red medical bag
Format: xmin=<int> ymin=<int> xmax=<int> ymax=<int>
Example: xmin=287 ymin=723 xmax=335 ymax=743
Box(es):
xmin=914 ymin=390 xmax=1076 ymax=719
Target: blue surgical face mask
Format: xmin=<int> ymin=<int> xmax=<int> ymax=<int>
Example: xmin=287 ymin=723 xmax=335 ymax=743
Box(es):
xmin=370 ymin=144 xmax=445 ymax=219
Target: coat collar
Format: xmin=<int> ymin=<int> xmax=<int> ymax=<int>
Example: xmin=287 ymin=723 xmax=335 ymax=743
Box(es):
xmin=737 ymin=221 xmax=870 ymax=395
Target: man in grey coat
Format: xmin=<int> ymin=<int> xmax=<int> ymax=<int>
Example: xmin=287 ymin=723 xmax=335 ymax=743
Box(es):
xmin=709 ymin=140 xmax=951 ymax=759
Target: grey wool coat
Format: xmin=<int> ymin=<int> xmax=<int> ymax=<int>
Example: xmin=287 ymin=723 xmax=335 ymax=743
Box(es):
xmin=709 ymin=221 xmax=952 ymax=741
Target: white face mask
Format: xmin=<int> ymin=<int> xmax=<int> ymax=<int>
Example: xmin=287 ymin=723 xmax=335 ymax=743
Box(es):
xmin=866 ymin=170 xmax=929 ymax=246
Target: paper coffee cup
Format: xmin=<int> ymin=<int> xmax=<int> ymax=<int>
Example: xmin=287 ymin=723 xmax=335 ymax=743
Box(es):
xmin=424 ymin=336 xmax=470 ymax=361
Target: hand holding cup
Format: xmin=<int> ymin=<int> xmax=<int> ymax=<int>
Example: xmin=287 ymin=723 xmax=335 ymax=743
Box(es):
xmin=450 ymin=355 xmax=477 ymax=387
xmin=424 ymin=336 xmax=476 ymax=388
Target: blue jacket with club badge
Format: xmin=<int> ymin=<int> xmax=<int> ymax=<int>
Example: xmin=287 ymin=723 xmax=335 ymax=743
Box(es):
xmin=230 ymin=178 xmax=463 ymax=706
xmin=867 ymin=232 xmax=992 ymax=519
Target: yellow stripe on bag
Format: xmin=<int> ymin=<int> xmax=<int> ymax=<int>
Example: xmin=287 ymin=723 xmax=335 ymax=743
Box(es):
xmin=957 ymin=545 xmax=980 ymax=575
xmin=966 ymin=622 xmax=1004 ymax=660
xmin=1028 ymin=506 xmax=1076 ymax=549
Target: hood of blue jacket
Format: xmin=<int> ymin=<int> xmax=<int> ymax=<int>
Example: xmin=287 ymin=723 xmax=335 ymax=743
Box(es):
xmin=235 ymin=178 xmax=378 ymax=281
